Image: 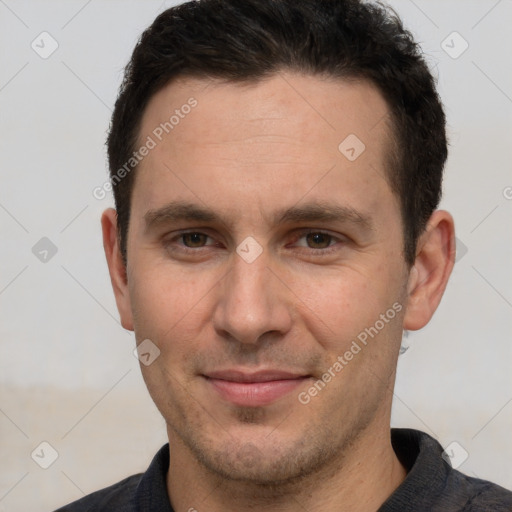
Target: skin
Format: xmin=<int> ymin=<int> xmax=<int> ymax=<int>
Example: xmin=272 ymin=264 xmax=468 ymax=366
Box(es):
xmin=102 ymin=72 xmax=455 ymax=512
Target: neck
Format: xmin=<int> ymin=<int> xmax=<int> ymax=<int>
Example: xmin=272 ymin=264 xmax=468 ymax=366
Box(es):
xmin=166 ymin=422 xmax=407 ymax=512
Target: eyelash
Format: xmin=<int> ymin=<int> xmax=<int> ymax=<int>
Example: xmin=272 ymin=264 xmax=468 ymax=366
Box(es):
xmin=289 ymin=230 xmax=341 ymax=253
xmin=163 ymin=229 xmax=345 ymax=256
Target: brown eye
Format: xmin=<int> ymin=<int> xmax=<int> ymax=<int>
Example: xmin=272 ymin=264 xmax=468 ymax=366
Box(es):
xmin=306 ymin=232 xmax=332 ymax=249
xmin=182 ymin=233 xmax=208 ymax=247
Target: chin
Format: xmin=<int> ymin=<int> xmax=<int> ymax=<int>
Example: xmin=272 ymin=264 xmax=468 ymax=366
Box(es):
xmin=183 ymin=429 xmax=342 ymax=489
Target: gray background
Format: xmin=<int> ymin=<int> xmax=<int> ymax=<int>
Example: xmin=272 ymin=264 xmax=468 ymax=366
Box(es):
xmin=1 ymin=0 xmax=511 ymax=510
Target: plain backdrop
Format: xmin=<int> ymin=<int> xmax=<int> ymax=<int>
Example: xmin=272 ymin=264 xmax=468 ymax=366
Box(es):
xmin=1 ymin=1 xmax=511 ymax=510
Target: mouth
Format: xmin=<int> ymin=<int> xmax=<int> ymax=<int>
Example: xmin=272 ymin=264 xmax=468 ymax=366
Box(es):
xmin=202 ymin=369 xmax=312 ymax=407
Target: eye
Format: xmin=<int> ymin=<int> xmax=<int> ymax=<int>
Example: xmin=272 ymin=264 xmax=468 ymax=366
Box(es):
xmin=181 ymin=232 xmax=210 ymax=248
xmin=304 ymin=232 xmax=333 ymax=249
xmin=163 ymin=231 xmax=218 ymax=255
xmin=293 ymin=231 xmax=340 ymax=250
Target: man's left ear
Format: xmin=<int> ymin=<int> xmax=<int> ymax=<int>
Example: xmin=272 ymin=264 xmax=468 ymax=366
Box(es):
xmin=403 ymin=210 xmax=456 ymax=331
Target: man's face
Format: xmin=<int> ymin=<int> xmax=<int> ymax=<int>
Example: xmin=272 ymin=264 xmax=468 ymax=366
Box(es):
xmin=122 ymin=73 xmax=411 ymax=483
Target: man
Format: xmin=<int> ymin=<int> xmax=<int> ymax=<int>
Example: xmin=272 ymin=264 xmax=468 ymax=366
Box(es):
xmin=56 ymin=0 xmax=512 ymax=510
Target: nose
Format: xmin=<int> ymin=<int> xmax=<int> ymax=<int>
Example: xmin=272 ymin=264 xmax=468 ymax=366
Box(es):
xmin=212 ymin=249 xmax=293 ymax=346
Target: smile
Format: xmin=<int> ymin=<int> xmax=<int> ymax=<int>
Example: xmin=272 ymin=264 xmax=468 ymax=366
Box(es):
xmin=202 ymin=370 xmax=311 ymax=407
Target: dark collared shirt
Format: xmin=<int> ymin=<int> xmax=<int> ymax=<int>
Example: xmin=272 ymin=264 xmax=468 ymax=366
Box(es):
xmin=54 ymin=428 xmax=512 ymax=511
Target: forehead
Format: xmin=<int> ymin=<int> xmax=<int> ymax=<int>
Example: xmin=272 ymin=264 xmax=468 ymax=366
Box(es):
xmin=133 ymin=72 xmax=398 ymax=229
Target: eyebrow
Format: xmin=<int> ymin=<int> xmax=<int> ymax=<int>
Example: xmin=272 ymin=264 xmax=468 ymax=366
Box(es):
xmin=144 ymin=200 xmax=375 ymax=233
xmin=144 ymin=201 xmax=220 ymax=231
xmin=274 ymin=202 xmax=374 ymax=232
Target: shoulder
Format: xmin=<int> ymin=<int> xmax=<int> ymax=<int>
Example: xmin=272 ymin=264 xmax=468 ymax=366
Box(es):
xmin=53 ymin=444 xmax=171 ymax=512
xmin=53 ymin=473 xmax=142 ymax=511
xmin=450 ymin=471 xmax=512 ymax=511
xmin=387 ymin=429 xmax=512 ymax=511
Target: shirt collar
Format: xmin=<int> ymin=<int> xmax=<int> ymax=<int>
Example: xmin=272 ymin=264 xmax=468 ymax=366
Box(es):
xmin=134 ymin=443 xmax=174 ymax=512
xmin=132 ymin=428 xmax=449 ymax=511
xmin=378 ymin=428 xmax=451 ymax=511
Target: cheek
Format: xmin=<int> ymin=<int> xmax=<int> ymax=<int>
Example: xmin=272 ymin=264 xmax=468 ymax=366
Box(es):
xmin=290 ymin=265 xmax=405 ymax=379
xmin=291 ymin=269 xmax=383 ymax=342
xmin=128 ymin=261 xmax=209 ymax=341
xmin=130 ymin=271 xmax=207 ymax=397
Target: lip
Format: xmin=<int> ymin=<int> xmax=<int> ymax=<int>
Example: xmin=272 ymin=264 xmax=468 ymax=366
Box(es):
xmin=202 ymin=369 xmax=310 ymax=407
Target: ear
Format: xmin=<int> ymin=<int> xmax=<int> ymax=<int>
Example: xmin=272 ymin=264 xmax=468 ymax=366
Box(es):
xmin=101 ymin=208 xmax=134 ymax=331
xmin=403 ymin=210 xmax=456 ymax=331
